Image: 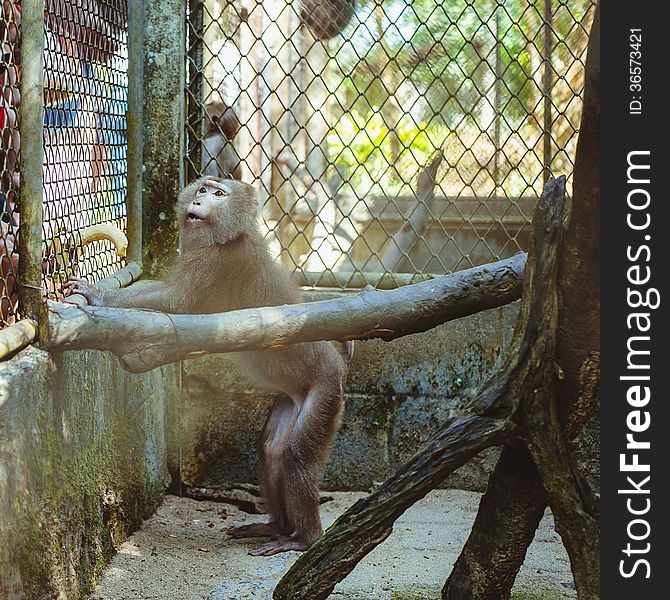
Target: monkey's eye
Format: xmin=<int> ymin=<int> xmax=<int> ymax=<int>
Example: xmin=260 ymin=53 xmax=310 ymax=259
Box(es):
xmin=198 ymin=186 xmax=207 ymax=194
xmin=214 ymin=190 xmax=226 ymax=197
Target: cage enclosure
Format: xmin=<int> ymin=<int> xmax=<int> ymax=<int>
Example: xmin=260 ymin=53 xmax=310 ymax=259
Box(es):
xmin=0 ymin=1 xmax=599 ymax=598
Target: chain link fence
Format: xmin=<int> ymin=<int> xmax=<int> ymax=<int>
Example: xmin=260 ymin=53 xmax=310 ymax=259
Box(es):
xmin=0 ymin=0 xmax=128 ymax=329
xmin=42 ymin=0 xmax=128 ymax=299
xmin=186 ymin=0 xmax=595 ymax=288
xmin=1 ymin=0 xmax=594 ymax=328
xmin=1 ymin=1 xmax=21 ymax=325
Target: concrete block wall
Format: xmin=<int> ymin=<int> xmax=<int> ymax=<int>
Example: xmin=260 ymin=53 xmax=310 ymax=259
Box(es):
xmin=0 ymin=347 xmax=179 ymax=599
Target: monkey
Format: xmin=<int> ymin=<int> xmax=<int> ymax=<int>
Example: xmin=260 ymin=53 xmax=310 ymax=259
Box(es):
xmin=64 ymin=177 xmax=352 ymax=556
xmin=202 ymin=102 xmax=242 ymax=181
xmin=299 ymin=0 xmax=356 ymax=41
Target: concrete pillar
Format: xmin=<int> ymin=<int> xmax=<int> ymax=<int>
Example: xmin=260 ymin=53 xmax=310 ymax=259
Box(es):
xmin=141 ymin=0 xmax=186 ymax=278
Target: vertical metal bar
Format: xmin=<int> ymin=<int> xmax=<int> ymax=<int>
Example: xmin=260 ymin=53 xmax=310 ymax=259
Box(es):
xmin=18 ymin=0 xmax=47 ymax=338
xmin=127 ymin=0 xmax=145 ymax=266
xmin=493 ymin=2 xmax=502 ymax=194
xmin=542 ymin=0 xmax=554 ymax=183
xmin=187 ymin=0 xmax=204 ymax=182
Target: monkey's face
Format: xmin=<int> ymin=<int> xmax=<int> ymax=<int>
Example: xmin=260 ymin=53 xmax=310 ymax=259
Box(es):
xmin=179 ymin=177 xmax=258 ymax=250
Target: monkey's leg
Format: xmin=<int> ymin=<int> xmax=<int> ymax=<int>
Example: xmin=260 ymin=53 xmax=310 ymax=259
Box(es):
xmin=249 ymin=379 xmax=343 ymax=556
xmin=230 ymin=396 xmax=296 ymax=540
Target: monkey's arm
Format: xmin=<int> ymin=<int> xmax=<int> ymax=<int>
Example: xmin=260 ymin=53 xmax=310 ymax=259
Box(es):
xmin=64 ymin=277 xmax=186 ymax=312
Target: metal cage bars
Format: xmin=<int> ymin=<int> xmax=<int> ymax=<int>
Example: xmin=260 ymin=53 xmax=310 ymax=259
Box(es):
xmin=1 ymin=0 xmax=22 ymax=325
xmin=40 ymin=0 xmax=130 ymax=298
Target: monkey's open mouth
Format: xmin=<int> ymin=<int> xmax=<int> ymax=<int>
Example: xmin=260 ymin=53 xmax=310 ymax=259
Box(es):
xmin=187 ymin=213 xmax=205 ymax=222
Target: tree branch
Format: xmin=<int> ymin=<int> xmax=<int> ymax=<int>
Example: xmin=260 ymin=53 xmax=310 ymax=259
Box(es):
xmin=522 ymin=388 xmax=600 ymax=599
xmin=46 ymin=253 xmax=525 ymax=373
xmin=274 ymin=416 xmax=514 ymax=600
xmin=442 ymin=441 xmax=547 ymax=599
xmin=376 ymin=151 xmax=444 ymax=272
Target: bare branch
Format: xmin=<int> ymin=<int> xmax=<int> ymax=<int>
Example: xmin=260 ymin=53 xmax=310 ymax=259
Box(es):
xmin=369 ymin=151 xmax=444 ymax=272
xmin=46 ymin=254 xmax=525 ymax=373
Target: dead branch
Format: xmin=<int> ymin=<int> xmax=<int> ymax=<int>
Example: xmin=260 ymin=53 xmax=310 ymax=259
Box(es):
xmin=183 ymin=486 xmax=267 ymax=515
xmin=443 ymin=441 xmax=547 ymax=599
xmin=46 ymin=253 xmax=525 ymax=373
xmin=182 ymin=485 xmax=333 ymax=515
xmin=273 ymin=177 xmax=567 ymax=600
xmin=522 ymin=386 xmax=600 ymax=599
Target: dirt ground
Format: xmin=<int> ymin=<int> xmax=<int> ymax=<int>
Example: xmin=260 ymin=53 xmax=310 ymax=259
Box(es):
xmin=92 ymin=490 xmax=576 ymax=600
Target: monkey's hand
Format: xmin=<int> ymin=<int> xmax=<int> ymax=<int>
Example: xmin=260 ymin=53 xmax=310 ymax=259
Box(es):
xmin=63 ymin=277 xmax=105 ymax=306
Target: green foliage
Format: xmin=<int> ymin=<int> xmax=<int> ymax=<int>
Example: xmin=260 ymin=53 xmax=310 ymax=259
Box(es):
xmin=328 ymin=109 xmax=445 ymax=195
xmin=327 ymin=0 xmax=594 ymax=197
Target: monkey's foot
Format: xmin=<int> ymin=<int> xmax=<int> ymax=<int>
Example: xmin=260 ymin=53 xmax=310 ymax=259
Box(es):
xmin=228 ymin=522 xmax=278 ymax=539
xmin=248 ymin=536 xmax=314 ymax=556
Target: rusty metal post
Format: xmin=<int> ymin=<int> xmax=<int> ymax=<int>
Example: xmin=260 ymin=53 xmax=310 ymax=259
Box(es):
xmin=186 ymin=0 xmax=204 ymax=182
xmin=18 ymin=0 xmax=47 ymax=342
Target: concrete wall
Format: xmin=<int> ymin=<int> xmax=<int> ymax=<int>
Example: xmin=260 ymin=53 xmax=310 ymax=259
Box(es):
xmin=178 ymin=303 xmax=520 ymax=493
xmin=0 ymin=347 xmax=178 ymax=599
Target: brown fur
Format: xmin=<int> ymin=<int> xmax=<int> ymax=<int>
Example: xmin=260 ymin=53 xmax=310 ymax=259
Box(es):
xmin=65 ymin=177 xmax=351 ymax=556
xmin=202 ymin=102 xmax=242 ymax=181
xmin=300 ymin=0 xmax=356 ymax=40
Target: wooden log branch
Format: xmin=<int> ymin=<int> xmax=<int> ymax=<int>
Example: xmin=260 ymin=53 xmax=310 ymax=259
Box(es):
xmin=64 ymin=262 xmax=143 ymax=308
xmin=555 ymin=2 xmax=600 ymax=435
xmin=0 ymin=263 xmax=143 ymax=361
xmin=515 ymin=175 xmax=599 ymax=596
xmin=46 ymin=253 xmax=525 ymax=373
xmin=294 ymin=269 xmax=442 ymax=290
xmin=523 ymin=385 xmax=600 ymax=599
xmin=0 ymin=318 xmax=38 ymax=361
xmin=275 ymin=417 xmax=513 ymax=600
xmin=273 ymin=177 xmax=567 ymax=600
xmin=182 ymin=485 xmax=333 ymax=515
xmin=443 ymin=176 xmax=576 ymax=599
xmin=531 ymin=10 xmax=600 ymax=596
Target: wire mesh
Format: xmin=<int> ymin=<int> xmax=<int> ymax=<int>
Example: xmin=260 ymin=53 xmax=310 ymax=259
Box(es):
xmin=1 ymin=1 xmax=21 ymax=326
xmin=1 ymin=0 xmax=130 ymax=328
xmin=41 ymin=0 xmax=129 ymax=300
xmin=186 ymin=0 xmax=595 ymax=288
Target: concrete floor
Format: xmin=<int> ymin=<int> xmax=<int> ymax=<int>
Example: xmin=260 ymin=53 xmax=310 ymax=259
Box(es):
xmin=92 ymin=490 xmax=576 ymax=600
